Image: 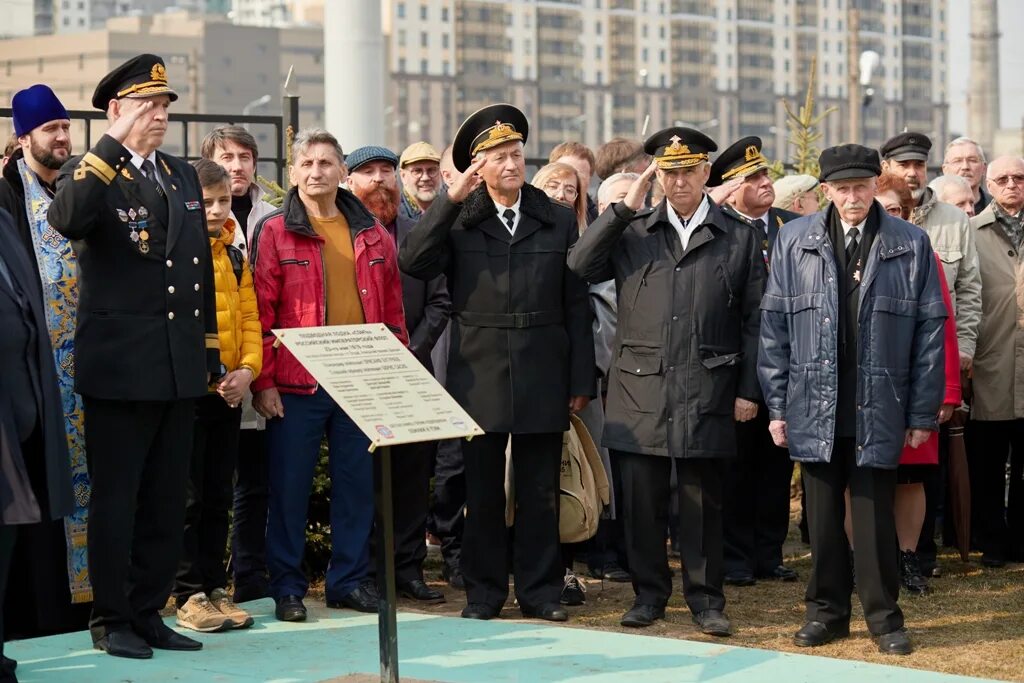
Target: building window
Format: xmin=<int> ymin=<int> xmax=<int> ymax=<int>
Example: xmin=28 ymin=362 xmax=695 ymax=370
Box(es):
xmin=421 ymin=32 xmax=428 ymax=47
xmin=596 ymin=21 xmax=602 ymax=35
xmin=397 ymin=2 xmax=405 ymax=18
xmin=442 ymin=34 xmax=449 ymax=49
xmin=443 ymin=61 xmax=450 ymax=75
xmin=398 ymin=29 xmax=406 ymax=46
xmin=421 ymin=59 xmax=428 ymax=74
xmin=398 ymin=57 xmax=406 ymax=71
xmin=420 ymin=4 xmax=427 ymax=20
xmin=596 ymin=45 xmax=602 ymax=58
xmin=441 ymin=7 xmax=449 ymax=21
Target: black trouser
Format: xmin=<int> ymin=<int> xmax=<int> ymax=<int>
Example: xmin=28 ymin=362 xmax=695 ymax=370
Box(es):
xmin=802 ymin=437 xmax=902 ymax=635
xmin=462 ymin=431 xmax=562 ymax=610
xmin=0 ymin=525 xmax=17 ymax=681
xmin=84 ymin=397 xmax=195 ymax=641
xmin=369 ymin=439 xmax=435 ymax=585
xmin=586 ymin=451 xmax=629 ymax=573
xmin=230 ymin=428 xmax=269 ymax=595
xmin=429 ymin=438 xmax=465 ymax=573
xmin=723 ymin=408 xmax=794 ymax=575
xmin=616 ymin=450 xmax=724 ymax=614
xmin=174 ymin=395 xmax=242 ymax=606
xmin=916 ymin=427 xmax=946 ymax=566
xmin=966 ymin=419 xmax=1024 ymax=559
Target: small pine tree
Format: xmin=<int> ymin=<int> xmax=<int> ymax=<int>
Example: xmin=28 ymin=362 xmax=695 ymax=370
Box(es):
xmin=780 ymin=56 xmax=838 ymax=178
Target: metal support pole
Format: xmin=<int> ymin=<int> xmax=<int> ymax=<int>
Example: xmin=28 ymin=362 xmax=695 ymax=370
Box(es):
xmin=282 ymin=65 xmax=300 ymax=188
xmin=375 ymin=445 xmax=399 ymax=683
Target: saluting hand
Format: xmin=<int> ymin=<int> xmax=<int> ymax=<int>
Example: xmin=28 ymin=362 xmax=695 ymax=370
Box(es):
xmin=708 ymin=177 xmax=743 ymax=206
xmin=622 ymin=160 xmax=658 ymax=212
xmin=446 ymin=156 xmax=487 ymax=204
xmin=106 ymin=100 xmax=153 ymax=144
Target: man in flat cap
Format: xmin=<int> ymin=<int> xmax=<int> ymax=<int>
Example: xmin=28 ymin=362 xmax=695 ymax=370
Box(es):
xmin=0 ymin=84 xmax=93 ymax=636
xmin=773 ymin=174 xmax=820 ymax=217
xmin=880 ymin=131 xmax=981 ymax=579
xmin=759 ymin=144 xmax=946 ymax=655
xmin=399 ymin=141 xmax=442 ymax=219
xmin=47 ymin=54 xmax=220 ymax=658
xmin=346 ymin=145 xmax=449 ymax=605
xmin=401 ymin=103 xmax=594 ymax=623
xmin=569 ymin=127 xmax=766 ymax=635
xmin=707 ymin=136 xmax=800 ymax=588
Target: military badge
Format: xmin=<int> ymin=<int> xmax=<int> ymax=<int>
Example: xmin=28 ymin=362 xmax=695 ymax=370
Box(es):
xmin=117 ymin=209 xmax=129 ymax=222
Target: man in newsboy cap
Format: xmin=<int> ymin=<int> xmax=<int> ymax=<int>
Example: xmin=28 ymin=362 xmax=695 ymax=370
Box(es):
xmin=758 ymin=144 xmax=946 ymax=656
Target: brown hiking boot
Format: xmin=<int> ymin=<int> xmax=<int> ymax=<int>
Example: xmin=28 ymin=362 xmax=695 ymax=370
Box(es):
xmin=210 ymin=587 xmax=254 ymax=629
xmin=176 ymin=592 xmax=233 ymax=633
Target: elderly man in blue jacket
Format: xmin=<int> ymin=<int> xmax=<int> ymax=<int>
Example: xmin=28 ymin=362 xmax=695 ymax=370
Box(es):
xmin=758 ymin=144 xmax=946 ymax=656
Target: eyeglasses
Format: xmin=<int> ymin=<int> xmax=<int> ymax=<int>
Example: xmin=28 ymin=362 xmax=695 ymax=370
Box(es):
xmin=543 ymin=181 xmax=579 ymax=200
xmin=991 ymin=174 xmax=1024 ymax=187
xmin=405 ymin=166 xmax=439 ymax=178
xmin=882 ymin=205 xmax=903 ymax=217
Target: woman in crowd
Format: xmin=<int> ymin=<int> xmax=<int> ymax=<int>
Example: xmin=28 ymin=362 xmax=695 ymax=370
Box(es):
xmin=861 ymin=173 xmax=961 ymax=595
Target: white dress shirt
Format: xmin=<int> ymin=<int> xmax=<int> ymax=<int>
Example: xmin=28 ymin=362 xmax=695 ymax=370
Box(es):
xmin=840 ymin=217 xmax=867 ymax=248
xmin=666 ymin=194 xmax=711 ymax=251
xmin=493 ymin=192 xmax=522 ymax=235
xmin=125 ymin=145 xmax=165 ymax=192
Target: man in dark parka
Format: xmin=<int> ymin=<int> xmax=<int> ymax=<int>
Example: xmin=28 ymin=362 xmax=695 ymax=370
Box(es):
xmin=568 ymin=127 xmax=766 ymax=635
xmin=400 ymin=104 xmax=594 ymax=622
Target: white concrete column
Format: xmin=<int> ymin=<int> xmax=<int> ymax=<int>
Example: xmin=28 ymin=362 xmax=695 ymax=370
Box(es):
xmin=324 ymin=2 xmax=386 ymax=151
xmin=968 ymin=0 xmax=1000 ymax=156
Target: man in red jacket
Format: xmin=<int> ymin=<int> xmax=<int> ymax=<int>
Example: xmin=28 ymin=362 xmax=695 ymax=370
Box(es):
xmin=249 ymin=128 xmax=408 ymax=623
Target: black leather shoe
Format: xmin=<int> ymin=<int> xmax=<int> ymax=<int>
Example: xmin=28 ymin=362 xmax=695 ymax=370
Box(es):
xmin=723 ymin=570 xmax=756 ymax=587
xmin=757 ymin=565 xmax=798 ymax=582
xmin=398 ymin=579 xmax=445 ymax=603
xmin=461 ymin=603 xmax=499 ymax=620
xmin=94 ymin=630 xmax=153 ymax=659
xmin=591 ymin=563 xmax=631 ymax=583
xmin=693 ymin=609 xmax=732 ymax=636
xmin=441 ymin=564 xmax=465 ymax=590
xmin=135 ymin=622 xmax=203 ymax=651
xmin=327 ymin=584 xmax=377 ymax=613
xmin=793 ymin=620 xmax=850 ymax=647
xmin=981 ymin=553 xmax=1006 ymax=568
xmin=620 ymin=604 xmax=664 ymax=628
xmin=275 ymin=595 xmax=307 ymax=622
xmin=521 ymin=603 xmax=568 ymax=622
xmin=900 ymin=550 xmax=930 ymax=595
xmin=1 ymin=654 xmax=16 ymax=674
xmin=877 ymin=628 xmax=913 ymax=655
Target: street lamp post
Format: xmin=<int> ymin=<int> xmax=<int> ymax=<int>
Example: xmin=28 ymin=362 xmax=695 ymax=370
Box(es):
xmin=859 ymin=50 xmax=881 ymax=144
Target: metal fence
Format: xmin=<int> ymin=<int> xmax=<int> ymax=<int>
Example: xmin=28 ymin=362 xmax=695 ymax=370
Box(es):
xmin=0 ymin=108 xmax=291 ymax=186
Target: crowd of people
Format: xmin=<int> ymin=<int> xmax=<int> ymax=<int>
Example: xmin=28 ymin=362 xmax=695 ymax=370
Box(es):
xmin=0 ymin=51 xmax=1021 ymax=680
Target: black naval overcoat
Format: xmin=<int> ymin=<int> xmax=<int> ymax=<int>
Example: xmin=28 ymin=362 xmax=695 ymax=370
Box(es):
xmin=399 ymin=183 xmax=594 ymax=434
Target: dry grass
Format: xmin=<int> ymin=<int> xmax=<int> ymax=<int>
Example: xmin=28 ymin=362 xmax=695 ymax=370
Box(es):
xmin=307 ymin=542 xmax=1024 ymax=682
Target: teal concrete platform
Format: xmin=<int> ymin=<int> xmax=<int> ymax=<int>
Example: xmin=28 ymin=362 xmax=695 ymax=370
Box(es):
xmin=8 ymin=599 xmax=995 ymax=682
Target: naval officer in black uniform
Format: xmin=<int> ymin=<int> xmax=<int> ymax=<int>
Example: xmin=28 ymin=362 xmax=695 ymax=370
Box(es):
xmin=48 ymin=54 xmax=219 ymax=659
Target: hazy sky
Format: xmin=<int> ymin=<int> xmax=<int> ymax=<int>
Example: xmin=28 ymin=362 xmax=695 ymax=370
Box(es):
xmin=947 ymin=0 xmax=1024 ymax=136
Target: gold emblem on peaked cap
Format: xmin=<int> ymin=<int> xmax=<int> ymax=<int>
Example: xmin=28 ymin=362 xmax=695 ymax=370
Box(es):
xmin=664 ymin=136 xmax=691 ymax=156
xmin=471 ymin=120 xmax=523 ymax=156
xmin=745 ymin=145 xmax=761 ymax=161
xmin=151 ymin=62 xmax=167 ymax=83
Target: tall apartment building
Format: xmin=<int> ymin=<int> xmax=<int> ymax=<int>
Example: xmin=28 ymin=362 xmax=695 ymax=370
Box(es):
xmin=384 ymin=0 xmax=950 ymax=165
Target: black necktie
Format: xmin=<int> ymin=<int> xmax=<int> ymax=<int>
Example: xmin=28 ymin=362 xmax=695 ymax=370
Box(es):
xmin=140 ymin=159 xmax=166 ymax=198
xmin=754 ymin=218 xmax=767 ymax=233
xmin=503 ymin=208 xmax=515 ymax=233
xmin=846 ymin=227 xmax=860 ymax=264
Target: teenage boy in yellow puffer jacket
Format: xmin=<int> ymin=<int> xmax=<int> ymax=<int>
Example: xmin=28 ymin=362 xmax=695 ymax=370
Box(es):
xmin=174 ymin=159 xmax=262 ymax=633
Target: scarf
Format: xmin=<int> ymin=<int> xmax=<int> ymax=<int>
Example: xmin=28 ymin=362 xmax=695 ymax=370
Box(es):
xmin=18 ymin=158 xmax=92 ymax=603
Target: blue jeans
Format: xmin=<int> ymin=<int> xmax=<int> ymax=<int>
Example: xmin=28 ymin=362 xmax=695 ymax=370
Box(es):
xmin=265 ymin=388 xmax=372 ymax=600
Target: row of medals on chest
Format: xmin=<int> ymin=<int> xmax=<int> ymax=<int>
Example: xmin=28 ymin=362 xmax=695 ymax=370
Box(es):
xmin=117 ymin=206 xmax=152 ymax=254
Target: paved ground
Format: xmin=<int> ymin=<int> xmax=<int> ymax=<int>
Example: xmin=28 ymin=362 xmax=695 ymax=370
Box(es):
xmin=7 ymin=598 xmax=999 ymax=683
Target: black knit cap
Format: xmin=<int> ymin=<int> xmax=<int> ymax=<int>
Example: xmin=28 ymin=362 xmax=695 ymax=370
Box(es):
xmin=818 ymin=144 xmax=882 ymax=183
xmin=92 ymin=53 xmax=178 ymax=110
